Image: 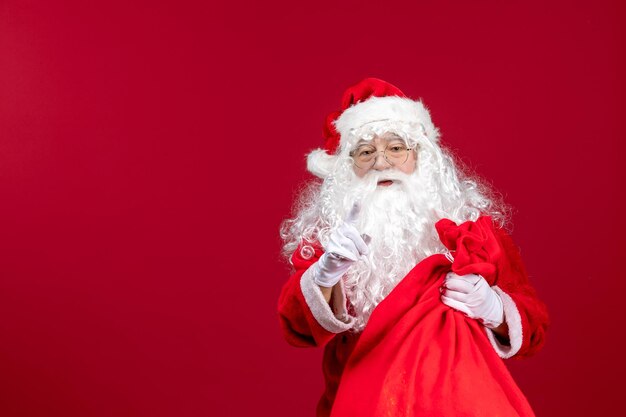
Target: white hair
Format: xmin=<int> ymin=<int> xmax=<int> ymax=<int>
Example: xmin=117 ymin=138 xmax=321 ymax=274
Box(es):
xmin=281 ymin=127 xmax=508 ymax=331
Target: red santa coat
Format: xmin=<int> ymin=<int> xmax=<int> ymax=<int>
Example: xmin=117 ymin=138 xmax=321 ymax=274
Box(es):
xmin=278 ymin=217 xmax=549 ymax=417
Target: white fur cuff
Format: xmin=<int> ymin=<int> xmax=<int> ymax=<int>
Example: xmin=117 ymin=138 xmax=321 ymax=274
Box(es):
xmin=485 ymin=286 xmax=523 ymax=359
xmin=300 ymin=268 xmax=354 ymax=333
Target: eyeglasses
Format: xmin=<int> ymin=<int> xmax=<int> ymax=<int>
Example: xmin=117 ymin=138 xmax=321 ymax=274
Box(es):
xmin=349 ymin=141 xmax=415 ymax=169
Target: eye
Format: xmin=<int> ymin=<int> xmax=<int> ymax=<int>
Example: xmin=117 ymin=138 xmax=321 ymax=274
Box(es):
xmin=356 ymin=147 xmax=376 ymax=157
xmin=388 ymin=144 xmax=407 ymax=153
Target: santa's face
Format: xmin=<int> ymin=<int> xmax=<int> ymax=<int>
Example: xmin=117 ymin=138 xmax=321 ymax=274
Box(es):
xmin=351 ymin=133 xmax=417 ymax=181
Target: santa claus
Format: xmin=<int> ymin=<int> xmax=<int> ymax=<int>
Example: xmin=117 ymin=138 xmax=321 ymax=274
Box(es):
xmin=278 ymin=78 xmax=549 ymax=417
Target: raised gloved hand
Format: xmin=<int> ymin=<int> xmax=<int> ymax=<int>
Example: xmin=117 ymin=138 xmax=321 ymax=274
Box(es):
xmin=440 ymin=272 xmax=504 ymax=328
xmin=312 ymin=203 xmax=370 ymax=288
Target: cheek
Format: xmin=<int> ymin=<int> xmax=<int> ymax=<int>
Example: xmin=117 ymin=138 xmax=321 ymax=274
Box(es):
xmin=353 ymin=166 xmax=368 ymax=178
xmin=400 ymin=153 xmax=417 ymax=175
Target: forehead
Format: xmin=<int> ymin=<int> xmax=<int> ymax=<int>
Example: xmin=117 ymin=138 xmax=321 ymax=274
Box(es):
xmin=355 ymin=132 xmax=405 ymax=146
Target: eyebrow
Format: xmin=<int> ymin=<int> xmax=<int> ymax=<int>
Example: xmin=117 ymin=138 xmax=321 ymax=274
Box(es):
xmin=355 ymin=134 xmax=405 ymax=145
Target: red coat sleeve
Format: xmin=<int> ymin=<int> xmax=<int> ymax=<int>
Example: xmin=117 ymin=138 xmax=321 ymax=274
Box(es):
xmin=277 ymin=244 xmax=344 ymax=348
xmin=494 ymin=227 xmax=550 ymax=358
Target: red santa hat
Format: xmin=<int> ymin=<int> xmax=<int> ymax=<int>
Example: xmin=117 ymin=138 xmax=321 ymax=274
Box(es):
xmin=307 ymin=78 xmax=439 ymax=178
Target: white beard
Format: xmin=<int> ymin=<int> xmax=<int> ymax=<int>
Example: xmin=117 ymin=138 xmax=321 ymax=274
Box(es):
xmin=319 ymin=169 xmax=448 ymax=332
xmin=282 ymin=144 xmax=504 ymax=332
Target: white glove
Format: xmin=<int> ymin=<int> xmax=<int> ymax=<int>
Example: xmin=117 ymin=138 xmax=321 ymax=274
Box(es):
xmin=312 ymin=203 xmax=370 ymax=288
xmin=440 ymin=272 xmax=504 ymax=329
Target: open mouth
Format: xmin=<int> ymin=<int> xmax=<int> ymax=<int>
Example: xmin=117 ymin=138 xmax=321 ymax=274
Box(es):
xmin=377 ymin=180 xmax=394 ymax=187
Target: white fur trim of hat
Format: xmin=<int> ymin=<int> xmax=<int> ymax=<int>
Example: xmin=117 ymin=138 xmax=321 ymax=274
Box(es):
xmin=307 ymin=92 xmax=440 ymax=179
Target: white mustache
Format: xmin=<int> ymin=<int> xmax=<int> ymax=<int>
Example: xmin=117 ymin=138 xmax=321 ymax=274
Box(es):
xmin=358 ymin=170 xmax=412 ymax=189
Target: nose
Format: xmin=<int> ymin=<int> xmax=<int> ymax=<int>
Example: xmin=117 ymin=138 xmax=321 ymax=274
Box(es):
xmin=372 ymin=151 xmax=391 ymax=171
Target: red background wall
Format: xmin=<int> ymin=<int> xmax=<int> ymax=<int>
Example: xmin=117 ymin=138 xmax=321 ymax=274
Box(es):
xmin=1 ymin=1 xmax=624 ymax=416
